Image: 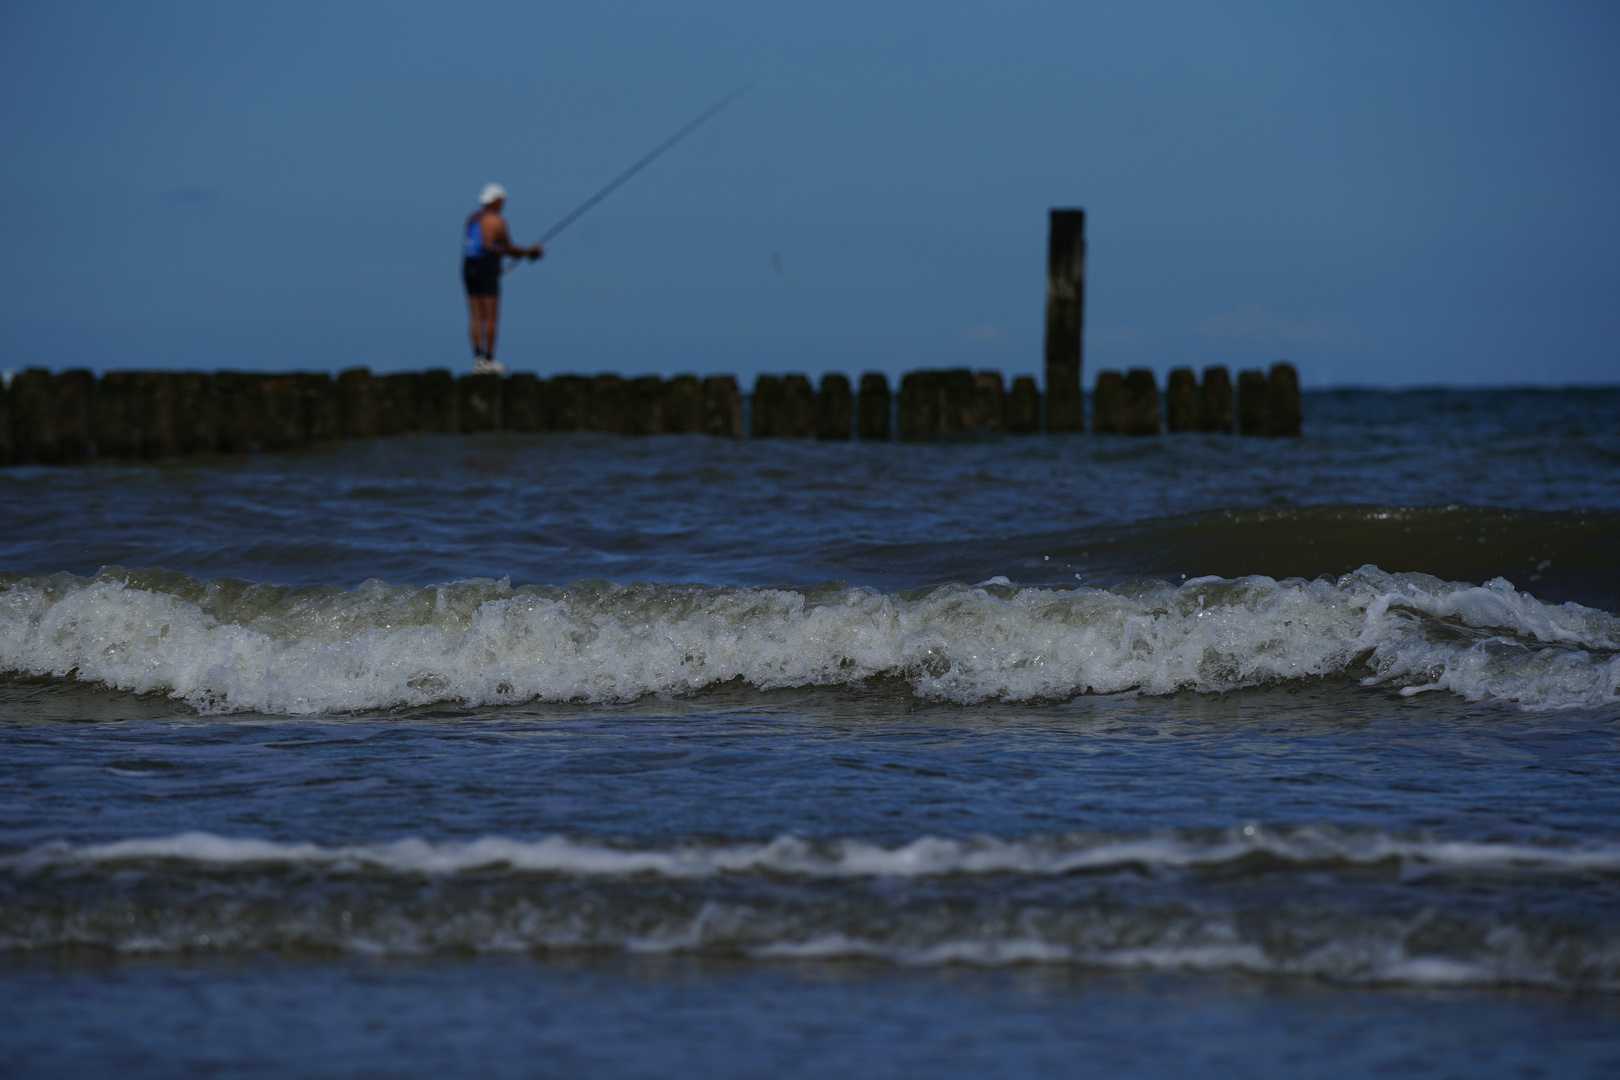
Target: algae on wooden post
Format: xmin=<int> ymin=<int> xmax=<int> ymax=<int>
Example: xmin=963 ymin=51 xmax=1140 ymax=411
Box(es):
xmin=585 ymin=374 xmax=624 ymax=433
xmin=1091 ymin=371 xmax=1124 ymax=434
xmin=939 ymin=369 xmax=977 ymax=435
xmin=375 ymin=373 xmax=422 ymax=436
xmin=419 ymin=369 xmax=458 ymax=433
xmin=173 ymin=373 xmax=219 ymax=455
xmin=501 ymin=373 xmax=544 ymax=432
xmin=751 ymin=375 xmax=784 ymax=437
xmin=701 ymin=375 xmax=741 ymax=437
xmin=336 ymin=368 xmax=377 ymax=439
xmin=298 ymin=373 xmax=337 ymax=444
xmin=1237 ymin=369 xmax=1269 ymax=435
xmin=92 ymin=371 xmax=137 ymax=459
xmin=662 ymin=375 xmax=702 ymax=433
xmin=1198 ymin=367 xmax=1234 ymax=433
xmin=898 ymin=371 xmax=941 ymax=441
xmin=1266 ymin=363 xmax=1302 ymax=436
xmin=974 ymin=371 xmax=1005 ymax=432
xmin=781 ymin=375 xmax=815 ymax=437
xmin=8 ymin=368 xmax=94 ymax=463
xmin=815 ymin=374 xmax=853 ymax=440
xmin=621 ymin=376 xmax=664 ymax=435
xmin=1165 ymin=368 xmax=1198 ymax=433
xmin=549 ymin=376 xmax=587 ymax=432
xmin=857 ymin=373 xmax=890 ymax=440
xmin=1122 ymin=368 xmax=1161 ymax=435
xmin=457 ymin=373 xmax=505 ymax=433
xmin=1006 ymin=376 xmax=1040 ymax=434
xmin=255 ymin=374 xmax=309 ymax=452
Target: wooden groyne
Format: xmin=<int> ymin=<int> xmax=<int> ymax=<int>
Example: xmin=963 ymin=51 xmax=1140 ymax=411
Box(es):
xmin=0 ymin=208 xmax=1306 ymax=466
xmin=0 ymin=363 xmax=1301 ymax=465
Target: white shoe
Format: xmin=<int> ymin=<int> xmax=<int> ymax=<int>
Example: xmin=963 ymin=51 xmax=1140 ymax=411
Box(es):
xmin=472 ymin=357 xmax=507 ymax=375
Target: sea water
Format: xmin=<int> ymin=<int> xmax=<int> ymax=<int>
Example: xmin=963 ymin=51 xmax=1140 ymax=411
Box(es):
xmin=2 ymin=387 xmax=1618 ymax=1077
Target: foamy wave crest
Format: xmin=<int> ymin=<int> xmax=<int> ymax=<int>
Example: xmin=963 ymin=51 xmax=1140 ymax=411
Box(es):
xmin=11 ymin=827 xmax=1620 ymax=879
xmin=1 ymin=565 xmax=1616 ymax=713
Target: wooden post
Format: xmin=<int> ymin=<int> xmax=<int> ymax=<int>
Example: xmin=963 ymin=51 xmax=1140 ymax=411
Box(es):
xmin=974 ymin=371 xmax=1005 ymax=432
xmin=132 ymin=372 xmax=179 ymax=459
xmin=1165 ymin=368 xmax=1198 ymax=432
xmin=1122 ymin=368 xmax=1161 ymax=435
xmin=750 ymin=375 xmax=782 ymax=436
xmin=550 ymin=375 xmax=587 ymax=431
xmin=940 ymin=368 xmax=976 ymax=434
xmin=701 ymin=375 xmax=741 ymax=436
xmin=585 ymin=374 xmax=625 ymax=433
xmin=298 ymin=373 xmax=336 ymax=444
xmin=335 ymin=368 xmax=376 ymax=439
xmin=1006 ymin=376 xmax=1040 ymax=434
xmin=815 ymin=373 xmax=852 ymax=439
xmin=256 ymin=375 xmax=307 ymax=451
xmin=213 ymin=372 xmax=255 ymax=453
xmin=173 ymin=372 xmax=218 ymax=455
xmin=662 ymin=375 xmax=702 ymax=433
xmin=419 ymin=369 xmax=457 ymax=433
xmin=8 ymin=369 xmax=50 ymax=462
xmin=1237 ymin=369 xmax=1268 ymax=435
xmin=93 ymin=371 xmax=142 ymax=459
xmin=857 ymin=373 xmax=890 ymax=439
xmin=1044 ymin=208 xmax=1085 ymax=432
xmin=782 ymin=374 xmax=815 ymax=436
xmin=897 ymin=371 xmax=941 ymax=441
xmin=1265 ymin=362 xmax=1301 ymax=436
xmin=376 ymin=373 xmax=421 ymax=436
xmin=622 ymin=375 xmax=664 ymax=435
xmin=0 ymin=378 xmax=11 ymax=465
xmin=1091 ymin=370 xmax=1124 ymax=434
xmin=503 ymin=373 xmax=547 ymax=431
xmin=457 ymin=373 xmax=505 ymax=432
xmin=58 ymin=370 xmax=93 ymax=462
xmin=10 ymin=369 xmax=92 ymax=464
xmin=1198 ymin=366 xmax=1233 ymax=433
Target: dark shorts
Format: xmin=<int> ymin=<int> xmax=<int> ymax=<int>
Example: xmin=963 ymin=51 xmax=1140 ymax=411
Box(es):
xmin=462 ymin=255 xmax=501 ymax=298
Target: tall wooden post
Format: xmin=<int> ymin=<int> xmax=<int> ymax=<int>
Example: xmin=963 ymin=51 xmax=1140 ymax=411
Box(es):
xmin=1044 ymin=208 xmax=1085 ymax=432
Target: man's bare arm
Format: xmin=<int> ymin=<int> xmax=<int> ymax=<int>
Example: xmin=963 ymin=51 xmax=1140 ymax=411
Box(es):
xmin=489 ymin=216 xmax=543 ymax=260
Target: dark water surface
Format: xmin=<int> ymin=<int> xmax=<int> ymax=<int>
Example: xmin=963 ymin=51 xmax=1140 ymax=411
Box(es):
xmin=3 ymin=388 xmax=1618 ymax=1076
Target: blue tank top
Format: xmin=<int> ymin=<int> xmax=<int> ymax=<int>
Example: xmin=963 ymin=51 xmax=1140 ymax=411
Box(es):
xmin=463 ymin=213 xmax=490 ymax=258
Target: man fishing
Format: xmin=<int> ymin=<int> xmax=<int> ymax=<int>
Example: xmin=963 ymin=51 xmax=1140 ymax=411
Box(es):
xmin=457 ymin=87 xmax=751 ymax=375
xmin=463 ymin=183 xmax=542 ymax=374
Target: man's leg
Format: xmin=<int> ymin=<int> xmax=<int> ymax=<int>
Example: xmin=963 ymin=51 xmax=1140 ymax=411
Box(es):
xmin=481 ymin=296 xmax=500 ymax=359
xmin=467 ymin=295 xmax=484 ymax=357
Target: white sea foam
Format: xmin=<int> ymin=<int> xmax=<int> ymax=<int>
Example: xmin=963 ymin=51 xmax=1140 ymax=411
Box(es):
xmin=1 ymin=566 xmax=1615 ymax=713
xmin=11 ymin=827 xmax=1620 ymax=879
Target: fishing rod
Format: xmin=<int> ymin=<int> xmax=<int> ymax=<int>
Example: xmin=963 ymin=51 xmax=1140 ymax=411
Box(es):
xmin=507 ymin=82 xmax=754 ymax=272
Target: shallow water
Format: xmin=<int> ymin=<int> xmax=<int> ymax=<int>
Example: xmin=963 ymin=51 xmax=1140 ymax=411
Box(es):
xmin=3 ymin=387 xmax=1618 ymax=1076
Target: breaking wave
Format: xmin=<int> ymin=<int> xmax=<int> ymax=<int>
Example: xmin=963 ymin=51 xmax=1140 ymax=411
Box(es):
xmin=1 ymin=565 xmax=1616 ymax=714
xmin=7 ymin=827 xmax=1620 ymax=990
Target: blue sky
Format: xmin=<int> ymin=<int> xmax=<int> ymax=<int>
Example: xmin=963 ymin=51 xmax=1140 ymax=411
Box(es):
xmin=2 ymin=1 xmax=1616 ymax=386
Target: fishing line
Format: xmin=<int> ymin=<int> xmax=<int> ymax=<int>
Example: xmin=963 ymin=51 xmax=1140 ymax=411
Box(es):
xmin=508 ymin=82 xmax=754 ymax=272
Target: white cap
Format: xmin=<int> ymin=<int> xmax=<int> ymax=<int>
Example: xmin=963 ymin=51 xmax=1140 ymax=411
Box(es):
xmin=478 ymin=182 xmax=508 ymax=206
